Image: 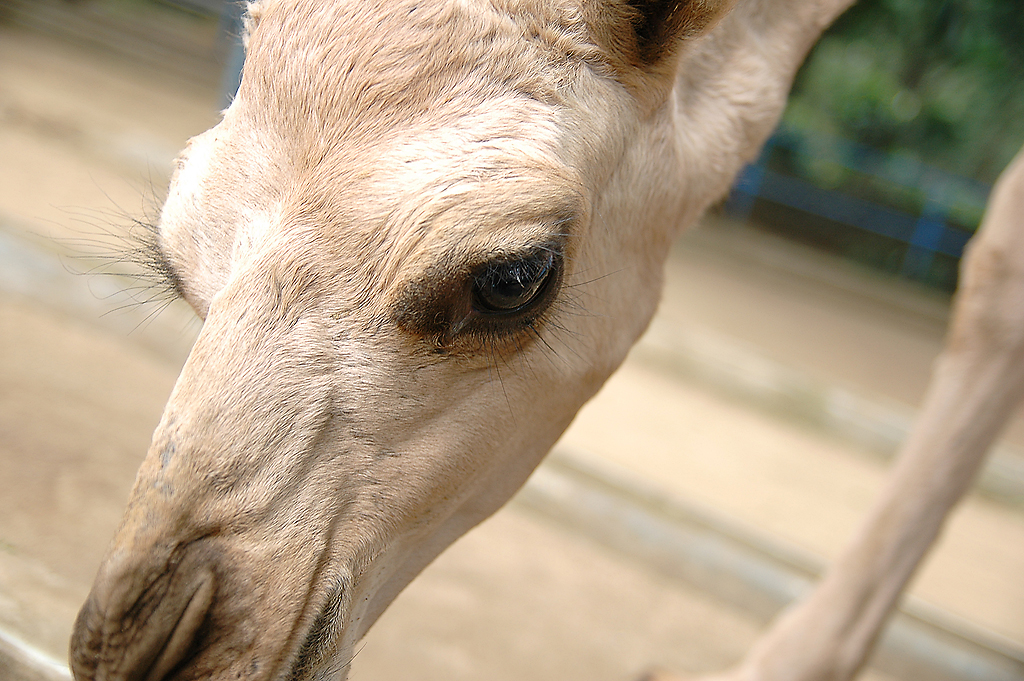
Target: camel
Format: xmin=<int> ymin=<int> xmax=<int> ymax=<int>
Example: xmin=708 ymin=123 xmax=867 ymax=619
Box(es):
xmin=67 ymin=0 xmax=1024 ymax=680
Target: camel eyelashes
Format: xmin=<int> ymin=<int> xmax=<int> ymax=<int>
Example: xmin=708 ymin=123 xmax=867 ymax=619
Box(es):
xmin=472 ymin=250 xmax=556 ymax=314
xmin=464 ymin=248 xmax=564 ymax=345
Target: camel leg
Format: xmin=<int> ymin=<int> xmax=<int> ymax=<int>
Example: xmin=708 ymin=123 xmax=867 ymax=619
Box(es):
xmin=648 ymin=144 xmax=1024 ymax=681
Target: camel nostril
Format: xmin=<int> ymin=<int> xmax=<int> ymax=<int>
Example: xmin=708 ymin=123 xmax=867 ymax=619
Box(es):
xmin=70 ymin=565 xmax=216 ymax=681
xmin=144 ymin=569 xmax=215 ymax=681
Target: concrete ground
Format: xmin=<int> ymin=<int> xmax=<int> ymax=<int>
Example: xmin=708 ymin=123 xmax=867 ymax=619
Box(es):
xmin=0 ymin=16 xmax=1021 ymax=681
xmin=562 ymin=230 xmax=1024 ymax=646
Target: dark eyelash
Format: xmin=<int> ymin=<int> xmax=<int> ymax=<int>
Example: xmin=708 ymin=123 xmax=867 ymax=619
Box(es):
xmin=129 ymin=218 xmax=186 ymax=301
xmin=113 ymin=217 xmax=187 ymax=306
xmin=58 ymin=203 xmax=185 ymax=315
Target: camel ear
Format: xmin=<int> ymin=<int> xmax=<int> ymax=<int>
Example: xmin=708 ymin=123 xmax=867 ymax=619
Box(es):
xmin=585 ymin=0 xmax=733 ymax=68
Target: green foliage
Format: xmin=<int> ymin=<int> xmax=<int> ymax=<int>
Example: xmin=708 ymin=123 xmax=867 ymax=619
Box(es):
xmin=784 ymin=0 xmax=1024 ymax=185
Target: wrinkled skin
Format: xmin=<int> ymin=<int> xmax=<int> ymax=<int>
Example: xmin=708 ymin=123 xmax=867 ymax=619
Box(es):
xmin=69 ymin=1 xmax=870 ymax=680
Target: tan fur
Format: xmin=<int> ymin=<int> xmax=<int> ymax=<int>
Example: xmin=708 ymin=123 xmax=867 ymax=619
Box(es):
xmin=69 ymin=2 xmax=1024 ymax=681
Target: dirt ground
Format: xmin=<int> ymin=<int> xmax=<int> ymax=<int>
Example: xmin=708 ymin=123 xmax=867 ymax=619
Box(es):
xmin=0 ymin=17 xmax=1021 ymax=681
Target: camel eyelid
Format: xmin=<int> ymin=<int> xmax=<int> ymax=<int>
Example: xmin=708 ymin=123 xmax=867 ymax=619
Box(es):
xmin=456 ymin=245 xmax=565 ymax=344
xmin=392 ymin=237 xmax=567 ymax=351
xmin=125 ymin=220 xmax=189 ymax=306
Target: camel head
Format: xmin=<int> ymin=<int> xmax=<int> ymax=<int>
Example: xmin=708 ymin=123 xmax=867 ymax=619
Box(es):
xmin=69 ymin=1 xmax=735 ymax=679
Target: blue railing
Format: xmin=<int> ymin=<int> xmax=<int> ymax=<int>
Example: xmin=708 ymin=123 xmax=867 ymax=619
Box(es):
xmin=726 ymin=128 xmax=990 ymax=280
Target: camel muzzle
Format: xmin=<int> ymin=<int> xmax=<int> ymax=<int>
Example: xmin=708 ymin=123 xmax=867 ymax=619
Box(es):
xmin=70 ymin=544 xmax=217 ymax=681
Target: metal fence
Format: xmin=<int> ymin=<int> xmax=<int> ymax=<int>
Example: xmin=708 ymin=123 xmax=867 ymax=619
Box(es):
xmin=726 ymin=127 xmax=990 ymax=283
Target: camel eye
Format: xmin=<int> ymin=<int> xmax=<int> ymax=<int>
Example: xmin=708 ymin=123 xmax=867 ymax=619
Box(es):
xmin=473 ymin=251 xmax=555 ymax=314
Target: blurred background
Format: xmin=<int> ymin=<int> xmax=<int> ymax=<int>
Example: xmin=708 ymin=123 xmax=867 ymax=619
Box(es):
xmin=0 ymin=1 xmax=1022 ymax=680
